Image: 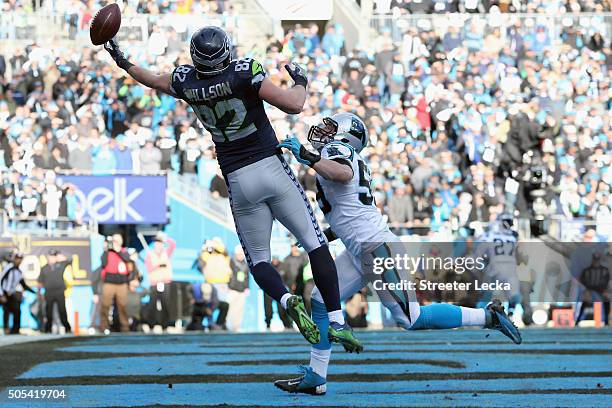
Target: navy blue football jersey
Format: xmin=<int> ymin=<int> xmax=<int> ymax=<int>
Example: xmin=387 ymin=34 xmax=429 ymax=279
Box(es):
xmin=170 ymin=58 xmax=278 ymax=174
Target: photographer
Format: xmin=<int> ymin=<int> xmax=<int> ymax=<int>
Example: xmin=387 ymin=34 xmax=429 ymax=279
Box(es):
xmin=0 ymin=252 xmax=35 ymax=335
xmin=187 ymin=283 xmax=219 ymax=331
xmin=144 ymin=232 xmax=176 ymax=330
xmin=226 ymin=246 xmax=250 ymax=331
xmin=197 ymin=238 xmax=231 ymax=330
xmin=99 ymin=234 xmax=134 ymax=333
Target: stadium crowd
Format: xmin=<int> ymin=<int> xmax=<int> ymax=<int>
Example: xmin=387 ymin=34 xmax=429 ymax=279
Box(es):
xmin=2 ymin=6 xmax=610 ymax=239
xmin=375 ymin=0 xmax=611 ymax=14
xmin=0 ymin=2 xmax=610 ymax=335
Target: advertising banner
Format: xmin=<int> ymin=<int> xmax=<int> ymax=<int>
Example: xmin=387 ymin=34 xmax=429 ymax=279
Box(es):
xmin=59 ymin=175 xmax=167 ymax=224
xmin=0 ymin=236 xmax=91 ymax=285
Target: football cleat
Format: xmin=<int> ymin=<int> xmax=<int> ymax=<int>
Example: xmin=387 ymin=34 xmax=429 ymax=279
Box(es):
xmin=328 ymin=321 xmax=364 ymax=353
xmin=285 ymin=295 xmax=320 ymax=345
xmin=485 ymin=300 xmax=522 ymax=344
xmin=274 ymin=365 xmax=327 ymax=396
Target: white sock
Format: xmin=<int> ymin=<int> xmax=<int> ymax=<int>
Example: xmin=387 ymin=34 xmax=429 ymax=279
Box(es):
xmin=280 ymin=293 xmax=292 ymax=310
xmin=310 ymin=347 xmax=332 ymax=379
xmin=327 ymin=309 xmax=345 ymax=325
xmin=461 ymin=307 xmax=486 ymax=326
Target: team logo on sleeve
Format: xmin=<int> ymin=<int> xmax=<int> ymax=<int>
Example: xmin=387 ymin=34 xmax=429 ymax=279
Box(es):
xmin=325 ymin=146 xmax=342 ymax=157
xmin=252 ymin=60 xmax=264 ymax=76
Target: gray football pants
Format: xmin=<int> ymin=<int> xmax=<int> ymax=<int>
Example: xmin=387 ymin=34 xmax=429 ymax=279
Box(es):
xmin=226 ymin=155 xmax=326 ymax=267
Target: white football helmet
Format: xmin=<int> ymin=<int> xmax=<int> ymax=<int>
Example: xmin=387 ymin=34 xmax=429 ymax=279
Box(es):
xmin=307 ymin=112 xmax=368 ymax=153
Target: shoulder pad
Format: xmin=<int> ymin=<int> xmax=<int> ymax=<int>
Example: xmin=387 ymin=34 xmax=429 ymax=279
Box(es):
xmin=233 ymin=58 xmax=266 ymax=91
xmin=171 ymin=64 xmax=195 ymax=98
xmin=321 ymin=142 xmax=354 ymax=161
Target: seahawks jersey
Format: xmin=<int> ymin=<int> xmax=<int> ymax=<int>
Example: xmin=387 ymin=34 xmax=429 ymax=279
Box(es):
xmin=315 ymin=142 xmax=394 ymax=258
xmin=171 ymin=58 xmax=278 ymax=175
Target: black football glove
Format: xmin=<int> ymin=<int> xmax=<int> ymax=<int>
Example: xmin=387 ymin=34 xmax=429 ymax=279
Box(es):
xmin=104 ymin=39 xmax=134 ymax=71
xmin=284 ymin=62 xmax=308 ymax=88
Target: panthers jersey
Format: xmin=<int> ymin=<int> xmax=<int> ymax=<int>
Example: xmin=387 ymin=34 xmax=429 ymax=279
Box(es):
xmin=315 ymin=142 xmax=394 ymax=258
xmin=171 ymin=58 xmax=278 ymax=175
xmin=474 ymin=229 xmax=518 ymax=277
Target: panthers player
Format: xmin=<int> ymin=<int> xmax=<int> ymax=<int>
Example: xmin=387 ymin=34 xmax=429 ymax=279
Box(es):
xmin=475 ymin=213 xmax=522 ymax=316
xmin=276 ymin=112 xmax=521 ymax=395
xmin=103 ymin=27 xmax=361 ymax=350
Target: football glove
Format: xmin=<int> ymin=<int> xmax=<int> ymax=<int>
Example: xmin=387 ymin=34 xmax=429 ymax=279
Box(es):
xmin=278 ymin=136 xmax=320 ymax=167
xmin=104 ymin=39 xmax=134 ymax=71
xmin=284 ymin=62 xmax=308 ymax=88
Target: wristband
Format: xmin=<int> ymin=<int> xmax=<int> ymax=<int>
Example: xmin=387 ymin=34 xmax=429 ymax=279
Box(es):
xmin=118 ymin=59 xmax=135 ymax=71
xmin=292 ymin=76 xmax=307 ymax=88
xmin=301 ymin=146 xmax=321 ymax=167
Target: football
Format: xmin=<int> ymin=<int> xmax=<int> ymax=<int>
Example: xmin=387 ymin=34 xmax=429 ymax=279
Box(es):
xmin=90 ymin=3 xmax=121 ymax=45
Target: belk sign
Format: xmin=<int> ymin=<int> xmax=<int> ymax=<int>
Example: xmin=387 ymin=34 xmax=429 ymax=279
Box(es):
xmin=60 ymin=175 xmax=168 ymax=224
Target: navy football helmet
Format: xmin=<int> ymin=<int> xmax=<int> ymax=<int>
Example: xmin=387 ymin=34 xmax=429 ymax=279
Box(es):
xmin=190 ymin=26 xmax=232 ymax=76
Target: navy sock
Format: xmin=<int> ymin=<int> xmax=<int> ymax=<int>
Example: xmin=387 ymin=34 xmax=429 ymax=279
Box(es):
xmin=308 ymin=245 xmax=341 ymax=312
xmin=251 ymin=262 xmax=288 ymax=303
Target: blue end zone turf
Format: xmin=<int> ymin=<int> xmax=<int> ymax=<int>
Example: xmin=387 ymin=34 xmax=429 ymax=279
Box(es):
xmin=1 ymin=328 xmax=610 ymax=407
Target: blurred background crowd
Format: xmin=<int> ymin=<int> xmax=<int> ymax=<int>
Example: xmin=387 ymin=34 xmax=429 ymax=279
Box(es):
xmin=0 ymin=0 xmax=610 ymax=334
xmin=1 ymin=1 xmax=610 ymax=240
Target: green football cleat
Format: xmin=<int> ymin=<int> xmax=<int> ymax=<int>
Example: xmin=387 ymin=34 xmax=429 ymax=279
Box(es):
xmin=328 ymin=321 xmax=363 ymax=353
xmin=285 ymin=295 xmax=320 ymax=344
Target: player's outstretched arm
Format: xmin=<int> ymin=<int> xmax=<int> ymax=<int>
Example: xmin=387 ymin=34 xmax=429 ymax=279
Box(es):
xmin=259 ymin=63 xmax=307 ymax=114
xmin=104 ymin=40 xmax=174 ymax=96
xmin=312 ymin=159 xmax=353 ymax=182
xmin=278 ymin=137 xmax=353 ymax=182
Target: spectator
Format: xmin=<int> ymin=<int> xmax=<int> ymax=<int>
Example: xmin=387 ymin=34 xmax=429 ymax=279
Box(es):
xmin=112 ymin=137 xmax=133 ymax=173
xmin=139 ymin=139 xmax=162 ymax=174
xmin=41 ymin=182 xmax=62 ymax=228
xmin=49 ymin=145 xmax=69 ymax=171
xmin=387 ymin=185 xmax=414 ymax=233
xmin=282 ymin=244 xmax=306 ymax=296
xmin=179 ymin=136 xmax=200 ymax=182
xmin=69 ymin=136 xmax=93 ymax=171
xmin=15 ymin=182 xmax=40 ymax=223
xmin=92 ymin=140 xmax=117 ymax=174
xmin=226 ymin=245 xmax=250 ymax=332
xmin=103 ymin=100 xmax=128 ymax=138
xmin=144 ymin=233 xmax=176 ymax=330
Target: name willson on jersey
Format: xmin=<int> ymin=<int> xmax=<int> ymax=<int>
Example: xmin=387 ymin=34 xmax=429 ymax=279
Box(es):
xmin=184 ymin=81 xmax=233 ymax=102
